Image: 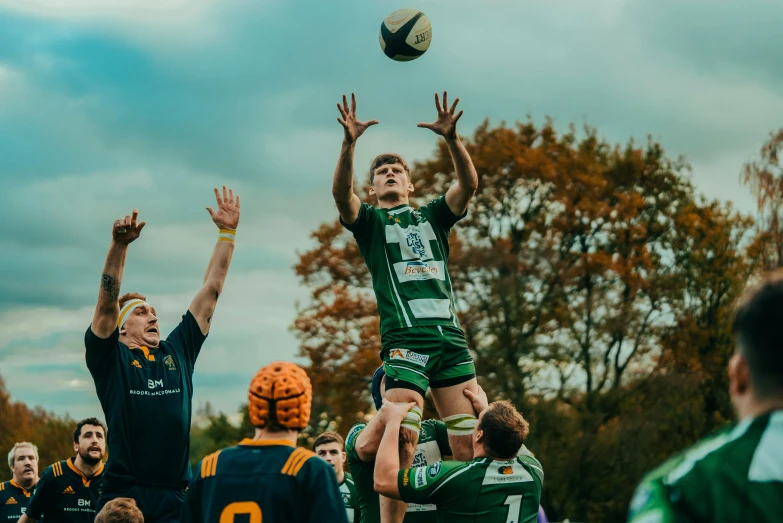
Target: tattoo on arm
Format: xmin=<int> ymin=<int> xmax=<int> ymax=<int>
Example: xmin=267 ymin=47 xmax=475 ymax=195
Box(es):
xmin=101 ymin=273 xmax=120 ymax=301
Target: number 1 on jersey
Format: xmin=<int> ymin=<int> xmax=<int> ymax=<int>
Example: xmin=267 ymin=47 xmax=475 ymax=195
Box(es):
xmin=220 ymin=501 xmax=262 ymax=523
xmin=504 ymin=494 xmax=524 ymax=523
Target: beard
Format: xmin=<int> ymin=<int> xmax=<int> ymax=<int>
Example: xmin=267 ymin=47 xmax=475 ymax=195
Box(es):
xmin=78 ymin=448 xmax=102 ymax=466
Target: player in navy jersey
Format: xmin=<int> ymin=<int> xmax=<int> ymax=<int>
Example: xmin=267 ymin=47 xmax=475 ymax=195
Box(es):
xmin=20 ymin=418 xmax=107 ymax=523
xmin=0 ymin=443 xmax=39 ymax=522
xmin=181 ymin=362 xmax=348 ymax=523
xmin=85 ymin=186 xmax=240 ymax=523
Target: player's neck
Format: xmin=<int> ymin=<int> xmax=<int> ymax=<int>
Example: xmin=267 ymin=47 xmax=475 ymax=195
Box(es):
xmin=73 ymin=455 xmax=102 ymax=478
xmin=336 ymin=470 xmax=345 ymax=484
xmin=737 ymin=396 xmax=783 ymax=421
xmin=12 ymin=477 xmax=36 ymax=490
xmin=253 ymin=428 xmax=298 ymax=446
xmin=376 ymin=196 xmax=409 ymax=209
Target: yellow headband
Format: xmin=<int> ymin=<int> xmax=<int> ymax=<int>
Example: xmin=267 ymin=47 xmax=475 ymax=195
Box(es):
xmin=118 ymin=299 xmax=148 ymax=328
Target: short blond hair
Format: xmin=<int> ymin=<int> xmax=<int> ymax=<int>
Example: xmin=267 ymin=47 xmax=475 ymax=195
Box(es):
xmin=95 ymin=498 xmax=144 ymax=523
xmin=7 ymin=442 xmax=38 ymax=471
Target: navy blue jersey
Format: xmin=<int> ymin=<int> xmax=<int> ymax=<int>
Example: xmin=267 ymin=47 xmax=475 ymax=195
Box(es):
xmin=84 ymin=310 xmax=206 ymax=489
xmin=27 ymin=458 xmax=104 ymax=522
xmin=182 ymin=439 xmax=348 ymax=523
xmin=0 ymin=480 xmax=34 ymax=521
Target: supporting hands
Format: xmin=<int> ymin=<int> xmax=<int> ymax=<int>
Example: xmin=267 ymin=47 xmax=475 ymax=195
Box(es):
xmin=417 ymin=91 xmax=463 ymax=140
xmin=464 ymin=384 xmax=489 ymax=416
xmin=206 ymin=186 xmax=240 ymax=230
xmin=336 ymin=93 xmax=379 ymax=144
xmin=379 ymin=399 xmax=418 ymax=425
xmin=112 ymin=209 xmax=145 ymax=245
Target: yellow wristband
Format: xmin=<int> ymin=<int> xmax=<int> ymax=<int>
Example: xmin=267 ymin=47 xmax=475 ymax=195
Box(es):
xmin=218 ymin=228 xmax=236 ymax=243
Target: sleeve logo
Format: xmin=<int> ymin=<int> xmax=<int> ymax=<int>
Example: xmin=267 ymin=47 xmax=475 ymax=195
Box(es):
xmin=414 ymin=467 xmax=427 ymax=488
xmin=427 ymin=462 xmax=441 ymax=478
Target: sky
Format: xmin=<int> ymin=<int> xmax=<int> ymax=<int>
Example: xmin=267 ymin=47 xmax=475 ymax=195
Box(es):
xmin=1 ymin=0 xmax=782 ymax=422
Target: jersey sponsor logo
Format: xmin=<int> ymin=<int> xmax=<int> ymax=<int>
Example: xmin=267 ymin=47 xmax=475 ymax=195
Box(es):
xmin=5 ymin=497 xmax=17 ymax=504
xmin=129 ymin=387 xmax=181 ymax=396
xmin=402 ymin=469 xmax=410 ymax=486
xmin=406 ymin=230 xmax=428 ymax=259
xmin=414 ymin=467 xmax=427 ymax=488
xmin=164 ymin=355 xmax=177 ymax=371
xmin=427 ymin=462 xmax=441 ymax=478
xmin=131 ymin=360 xmax=142 ymax=369
xmin=342 ymin=493 xmax=351 ymax=506
xmin=78 ymin=499 xmax=91 ymax=507
xmin=62 ymin=485 xmax=76 ymax=494
xmin=498 ymin=466 xmax=513 ymax=475
xmin=389 ymin=349 xmax=429 ymax=367
xmin=148 ymin=379 xmax=164 ymax=389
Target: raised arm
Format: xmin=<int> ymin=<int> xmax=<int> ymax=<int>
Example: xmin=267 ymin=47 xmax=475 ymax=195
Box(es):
xmin=333 ymin=93 xmax=378 ymax=225
xmin=91 ymin=210 xmax=146 ymax=338
xmin=353 ymin=401 xmax=391 ymax=462
xmin=189 ymin=186 xmax=240 ymax=335
xmin=374 ymin=402 xmax=416 ymax=500
xmin=418 ymin=91 xmax=478 ymax=216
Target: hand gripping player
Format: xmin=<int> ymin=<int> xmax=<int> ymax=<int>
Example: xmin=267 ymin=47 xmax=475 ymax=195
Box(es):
xmin=85 ymin=186 xmax=239 ymax=522
xmin=181 ymin=362 xmax=348 ymax=523
xmin=332 ymin=91 xmax=480 ymax=505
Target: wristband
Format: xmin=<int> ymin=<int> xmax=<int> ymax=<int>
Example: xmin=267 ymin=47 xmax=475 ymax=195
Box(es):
xmin=218 ymin=228 xmax=236 ymax=244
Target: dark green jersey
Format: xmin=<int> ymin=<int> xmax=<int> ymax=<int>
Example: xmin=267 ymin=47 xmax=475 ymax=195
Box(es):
xmin=628 ymin=410 xmax=783 ymax=523
xmin=26 ymin=458 xmax=104 ymax=522
xmin=341 ymin=197 xmax=465 ymax=336
xmin=397 ymin=454 xmax=543 ymax=523
xmin=181 ymin=439 xmax=348 ymax=523
xmin=345 ymin=419 xmax=451 ymax=523
xmin=84 ymin=311 xmax=206 ymax=489
xmin=340 ymin=473 xmax=360 ymax=522
xmin=0 ymin=480 xmax=34 ymax=521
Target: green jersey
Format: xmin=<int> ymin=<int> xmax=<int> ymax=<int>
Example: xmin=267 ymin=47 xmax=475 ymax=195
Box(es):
xmin=341 ymin=197 xmax=465 ymax=336
xmin=397 ymin=454 xmax=543 ymax=523
xmin=628 ymin=410 xmax=783 ymax=523
xmin=345 ymin=419 xmax=451 ymax=523
xmin=340 ymin=473 xmax=360 ymax=522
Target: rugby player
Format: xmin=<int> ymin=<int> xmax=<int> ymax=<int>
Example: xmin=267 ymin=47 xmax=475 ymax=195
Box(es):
xmin=0 ymin=443 xmax=39 ymax=522
xmin=20 ymin=418 xmax=107 ymax=523
xmin=85 ymin=186 xmax=240 ymax=522
xmin=180 ymin=362 xmax=348 ymax=523
xmin=628 ymin=270 xmax=783 ymax=522
xmin=94 ymin=498 xmax=143 ymax=523
xmin=333 ymin=92 xmax=480 ymax=519
xmin=345 ymin=367 xmax=453 ymax=523
xmin=374 ymin=394 xmax=543 ymax=523
xmin=314 ymin=432 xmax=361 ymax=522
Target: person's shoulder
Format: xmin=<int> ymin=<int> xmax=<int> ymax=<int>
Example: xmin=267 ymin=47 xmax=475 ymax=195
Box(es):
xmin=345 ymin=423 xmax=367 ymax=451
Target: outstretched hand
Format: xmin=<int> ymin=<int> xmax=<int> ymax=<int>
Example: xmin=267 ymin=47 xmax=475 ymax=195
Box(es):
xmin=464 ymin=384 xmax=489 ymax=416
xmin=112 ymin=209 xmax=145 ymax=245
xmin=336 ymin=93 xmax=379 ymax=144
xmin=418 ymin=91 xmax=463 ymax=139
xmin=206 ymin=186 xmax=240 ymax=230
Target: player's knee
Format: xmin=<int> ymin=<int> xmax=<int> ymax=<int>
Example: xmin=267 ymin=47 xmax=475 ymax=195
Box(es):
xmin=443 ymin=413 xmax=478 ymax=437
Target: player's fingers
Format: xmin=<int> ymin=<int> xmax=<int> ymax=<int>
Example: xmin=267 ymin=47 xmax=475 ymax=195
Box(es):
xmin=136 ymin=222 xmax=146 ymax=234
xmin=213 ymin=187 xmax=222 ymax=205
xmin=454 ymin=110 xmax=464 ymax=123
xmin=336 ymin=103 xmax=347 ymax=119
xmin=236 ymin=195 xmax=240 ymax=209
xmin=342 ymin=94 xmax=349 ymax=112
xmin=337 ymin=117 xmax=347 ymax=127
xmin=123 ymin=215 xmax=131 ymax=227
xmin=228 ymin=188 xmax=234 ymax=205
xmin=222 ymin=185 xmax=228 ymax=203
xmin=434 ymin=92 xmax=442 ymax=112
xmin=351 ymin=92 xmax=356 ymax=114
xmin=442 ymin=91 xmax=448 ymax=112
xmin=366 ymin=119 xmax=379 ymax=126
xmin=130 ymin=209 xmax=139 ymax=227
xmin=464 ymin=388 xmax=477 ymax=399
xmin=450 ymin=97 xmax=460 ymax=114
xmin=206 ymin=207 xmax=215 ymax=218
xmin=417 ymin=122 xmax=433 ymax=129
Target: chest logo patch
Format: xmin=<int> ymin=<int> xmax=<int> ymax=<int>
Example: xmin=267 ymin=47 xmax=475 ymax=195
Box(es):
xmin=164 ymin=355 xmax=177 ymax=371
xmin=62 ymin=486 xmax=75 ymax=494
xmin=131 ymin=360 xmax=142 ymax=369
xmin=5 ymin=497 xmax=17 ymax=504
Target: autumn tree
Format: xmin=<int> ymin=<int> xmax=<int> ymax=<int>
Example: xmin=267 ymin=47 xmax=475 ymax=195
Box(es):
xmin=293 ymin=119 xmax=757 ymax=522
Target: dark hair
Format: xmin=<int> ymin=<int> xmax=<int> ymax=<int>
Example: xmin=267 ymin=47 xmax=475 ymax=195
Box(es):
xmin=731 ymin=270 xmax=783 ymax=398
xmin=94 ymin=498 xmax=144 ymax=523
xmin=118 ymin=293 xmax=146 ymax=307
xmin=74 ymin=418 xmax=107 ymax=444
xmin=479 ymin=401 xmax=529 ymax=459
xmin=369 ymin=153 xmax=410 ymax=184
xmin=313 ymin=432 xmax=344 ymax=452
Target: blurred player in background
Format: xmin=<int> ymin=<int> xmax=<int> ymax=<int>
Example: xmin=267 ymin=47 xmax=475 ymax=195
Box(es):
xmin=374 ymin=393 xmax=543 ymax=523
xmin=180 ymin=362 xmax=347 ymax=523
xmin=314 ymin=432 xmax=361 ymax=522
xmin=19 ymin=418 xmax=107 ymax=523
xmin=345 ymin=367 xmax=453 ymax=523
xmin=94 ymin=498 xmax=143 ymax=523
xmin=628 ymin=270 xmax=783 ymax=522
xmin=0 ymin=443 xmax=39 ymax=522
xmin=332 ymin=91 xmax=480 ymax=520
xmin=85 ymin=186 xmax=240 ymax=522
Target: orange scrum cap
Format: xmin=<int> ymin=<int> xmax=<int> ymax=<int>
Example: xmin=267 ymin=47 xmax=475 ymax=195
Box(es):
xmin=248 ymin=362 xmax=312 ymax=431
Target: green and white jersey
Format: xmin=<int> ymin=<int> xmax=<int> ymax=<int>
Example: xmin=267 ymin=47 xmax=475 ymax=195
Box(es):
xmin=628 ymin=410 xmax=783 ymax=523
xmin=340 ymin=473 xmax=361 ymax=522
xmin=397 ymin=454 xmax=543 ymax=523
xmin=341 ymin=197 xmax=465 ymax=336
xmin=345 ymin=419 xmax=452 ymax=523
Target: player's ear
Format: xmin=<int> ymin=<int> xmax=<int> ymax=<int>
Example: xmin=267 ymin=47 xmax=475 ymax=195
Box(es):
xmin=342 ymin=451 xmax=347 ymax=464
xmin=73 ymin=441 xmax=79 ymax=453
xmin=729 ymin=352 xmax=750 ymax=397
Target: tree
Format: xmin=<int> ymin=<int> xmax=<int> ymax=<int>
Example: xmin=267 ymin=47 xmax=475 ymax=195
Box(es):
xmin=293 ymin=119 xmax=757 ymax=522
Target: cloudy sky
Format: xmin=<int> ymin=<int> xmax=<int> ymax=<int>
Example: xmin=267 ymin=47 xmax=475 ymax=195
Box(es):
xmin=1 ymin=0 xmax=781 ymax=422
